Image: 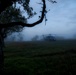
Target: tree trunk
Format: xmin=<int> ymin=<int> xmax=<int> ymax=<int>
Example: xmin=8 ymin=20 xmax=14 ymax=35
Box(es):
xmin=0 ymin=29 xmax=4 ymax=74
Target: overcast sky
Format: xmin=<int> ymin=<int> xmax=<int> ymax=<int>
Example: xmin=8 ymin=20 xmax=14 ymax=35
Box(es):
xmin=14 ymin=0 xmax=76 ymax=40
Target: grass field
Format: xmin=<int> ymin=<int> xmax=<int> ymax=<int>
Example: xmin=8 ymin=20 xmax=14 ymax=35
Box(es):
xmin=4 ymin=40 xmax=76 ymax=75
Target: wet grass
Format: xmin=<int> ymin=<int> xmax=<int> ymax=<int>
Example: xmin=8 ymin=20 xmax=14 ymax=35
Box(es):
xmin=4 ymin=40 xmax=76 ymax=75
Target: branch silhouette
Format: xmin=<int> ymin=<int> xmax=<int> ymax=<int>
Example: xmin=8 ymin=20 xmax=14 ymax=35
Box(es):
xmin=0 ymin=0 xmax=46 ymax=28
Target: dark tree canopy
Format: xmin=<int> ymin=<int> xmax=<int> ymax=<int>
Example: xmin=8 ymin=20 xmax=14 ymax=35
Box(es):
xmin=0 ymin=0 xmax=57 ymax=28
xmin=0 ymin=6 xmax=27 ymax=24
xmin=0 ymin=0 xmax=46 ymax=28
xmin=0 ymin=0 xmax=47 ymax=40
xmin=0 ymin=5 xmax=27 ymax=38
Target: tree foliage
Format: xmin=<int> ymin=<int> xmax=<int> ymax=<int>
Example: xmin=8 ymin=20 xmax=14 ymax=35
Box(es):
xmin=42 ymin=34 xmax=56 ymax=41
xmin=31 ymin=35 xmax=39 ymax=41
xmin=0 ymin=0 xmax=46 ymax=28
xmin=0 ymin=0 xmax=57 ymax=40
xmin=0 ymin=0 xmax=36 ymax=38
xmin=0 ymin=5 xmax=27 ymax=38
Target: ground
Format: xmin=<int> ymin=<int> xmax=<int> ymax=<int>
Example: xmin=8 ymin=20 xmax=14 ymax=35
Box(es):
xmin=4 ymin=40 xmax=76 ymax=75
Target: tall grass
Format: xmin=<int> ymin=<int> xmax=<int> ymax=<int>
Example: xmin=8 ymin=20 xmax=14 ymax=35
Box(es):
xmin=4 ymin=40 xmax=76 ymax=75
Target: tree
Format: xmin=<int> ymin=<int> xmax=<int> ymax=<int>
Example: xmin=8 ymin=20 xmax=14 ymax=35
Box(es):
xmin=0 ymin=5 xmax=27 ymax=39
xmin=0 ymin=0 xmax=56 ymax=73
xmin=0 ymin=6 xmax=26 ymax=74
xmin=31 ymin=35 xmax=39 ymax=41
xmin=0 ymin=0 xmax=46 ymax=73
xmin=42 ymin=34 xmax=56 ymax=41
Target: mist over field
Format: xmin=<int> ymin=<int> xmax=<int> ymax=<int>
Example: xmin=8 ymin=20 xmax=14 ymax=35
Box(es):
xmin=5 ymin=31 xmax=76 ymax=42
xmin=5 ymin=0 xmax=76 ymax=41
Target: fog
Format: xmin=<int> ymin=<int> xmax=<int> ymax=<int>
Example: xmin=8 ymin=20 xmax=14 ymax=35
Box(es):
xmin=5 ymin=0 xmax=76 ymax=41
xmin=5 ymin=31 xmax=76 ymax=42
